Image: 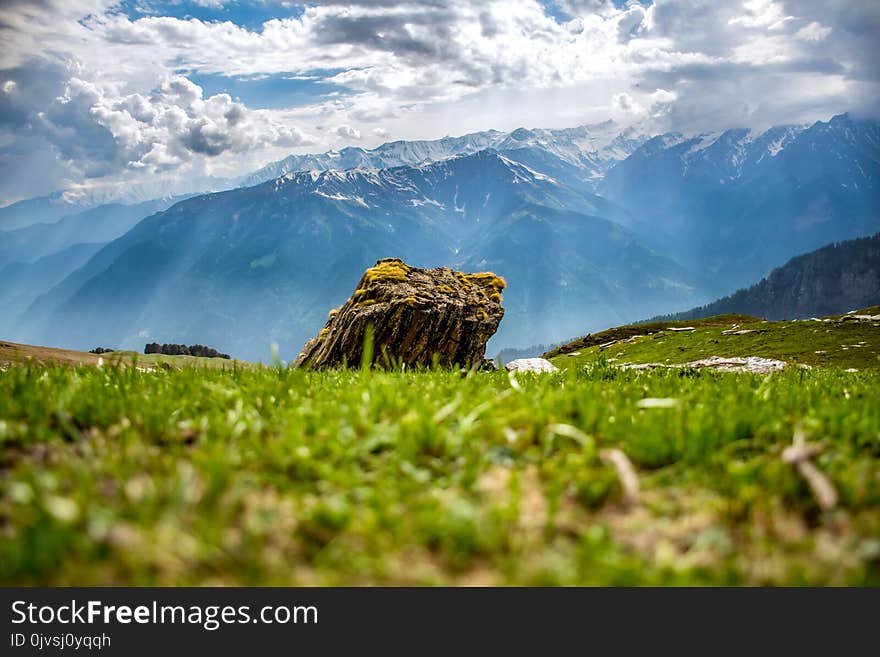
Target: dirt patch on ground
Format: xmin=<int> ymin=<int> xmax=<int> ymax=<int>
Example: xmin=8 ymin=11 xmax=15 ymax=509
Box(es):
xmin=0 ymin=341 xmax=112 ymax=367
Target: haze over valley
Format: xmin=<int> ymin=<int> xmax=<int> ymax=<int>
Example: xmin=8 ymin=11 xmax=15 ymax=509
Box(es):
xmin=1 ymin=1 xmax=878 ymax=360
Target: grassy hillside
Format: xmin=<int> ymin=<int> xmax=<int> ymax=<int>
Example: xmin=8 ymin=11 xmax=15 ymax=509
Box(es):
xmin=0 ymin=340 xmax=249 ymax=370
xmin=546 ymin=309 xmax=880 ymax=371
xmin=1 ymin=360 xmax=878 ymax=585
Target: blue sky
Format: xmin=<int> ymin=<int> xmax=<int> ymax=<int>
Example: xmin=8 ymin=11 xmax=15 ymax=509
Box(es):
xmin=115 ymin=1 xmax=306 ymax=28
xmin=0 ymin=0 xmax=877 ymax=204
xmin=186 ymin=71 xmax=348 ymax=110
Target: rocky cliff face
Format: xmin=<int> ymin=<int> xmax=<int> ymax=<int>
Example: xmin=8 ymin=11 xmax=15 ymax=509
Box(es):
xmin=295 ymin=258 xmax=505 ymax=369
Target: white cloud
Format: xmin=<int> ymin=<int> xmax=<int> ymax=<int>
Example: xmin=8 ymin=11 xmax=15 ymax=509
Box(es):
xmin=0 ymin=0 xmax=877 ymax=203
xmin=611 ymin=87 xmax=676 ymax=119
xmin=795 ymin=21 xmax=832 ymax=42
xmin=649 ymin=88 xmax=677 ymax=105
xmin=35 ymin=74 xmax=314 ymax=176
xmin=336 ymin=124 xmax=362 ymax=140
xmin=728 ymin=0 xmax=794 ymax=30
xmin=613 ymin=92 xmax=642 ymax=114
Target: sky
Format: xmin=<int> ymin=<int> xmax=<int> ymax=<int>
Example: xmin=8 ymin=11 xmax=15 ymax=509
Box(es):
xmin=0 ymin=0 xmax=878 ymax=205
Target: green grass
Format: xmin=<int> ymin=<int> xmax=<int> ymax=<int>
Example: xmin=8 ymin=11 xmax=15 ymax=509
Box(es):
xmin=543 ymin=314 xmax=761 ymax=358
xmin=0 ymin=341 xmax=251 ymax=371
xmin=110 ymin=351 xmax=252 ymax=370
xmin=548 ymin=313 xmax=880 ymax=371
xmin=1 ymin=362 xmax=878 ymax=585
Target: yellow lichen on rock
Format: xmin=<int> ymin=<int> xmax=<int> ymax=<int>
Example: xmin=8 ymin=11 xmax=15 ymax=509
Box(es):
xmin=461 ymin=272 xmax=506 ymax=302
xmin=462 ymin=272 xmax=506 ymax=291
xmin=362 ymin=258 xmax=411 ymax=285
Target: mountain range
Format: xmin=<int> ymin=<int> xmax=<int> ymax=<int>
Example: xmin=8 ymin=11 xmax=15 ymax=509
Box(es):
xmin=601 ymin=113 xmax=879 ymax=292
xmin=239 ymin=120 xmax=647 ymax=191
xmin=1 ymin=113 xmax=878 ymax=361
xmin=0 ymin=119 xmax=645 ymax=230
xmin=15 ymin=151 xmax=703 ymax=360
xmin=0 ymin=196 xmax=191 ymax=337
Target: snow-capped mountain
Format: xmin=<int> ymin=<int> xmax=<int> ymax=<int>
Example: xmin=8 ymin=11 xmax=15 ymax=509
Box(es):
xmin=611 ymin=123 xmax=807 ymax=190
xmin=1 ymin=120 xmax=647 ymax=222
xmin=601 ymin=113 xmax=880 ymax=294
xmin=238 ymin=120 xmax=649 ymax=189
xmin=18 ymin=150 xmax=702 ymax=361
xmin=3 ymin=113 xmax=878 ymax=359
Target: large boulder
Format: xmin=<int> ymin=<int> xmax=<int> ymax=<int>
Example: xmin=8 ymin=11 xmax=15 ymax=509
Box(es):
xmin=295 ymin=258 xmax=505 ymax=369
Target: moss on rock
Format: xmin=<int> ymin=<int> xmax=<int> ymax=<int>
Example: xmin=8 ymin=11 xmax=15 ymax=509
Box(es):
xmin=296 ymin=258 xmax=505 ymax=369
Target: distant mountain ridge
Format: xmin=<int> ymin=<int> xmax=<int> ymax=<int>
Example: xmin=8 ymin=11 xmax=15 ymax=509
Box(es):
xmin=2 ymin=112 xmax=878 ymax=362
xmin=0 ymin=181 xmax=227 ymax=231
xmin=0 ymin=119 xmax=646 ymax=231
xmin=0 ymin=196 xmax=190 ymax=269
xmin=17 ymin=150 xmax=705 ymax=361
xmin=0 ymin=192 xmax=95 ymax=232
xmin=238 ymin=120 xmax=648 ymax=189
xmin=652 ymin=234 xmax=880 ymax=322
xmin=601 ymin=113 xmax=880 ymax=294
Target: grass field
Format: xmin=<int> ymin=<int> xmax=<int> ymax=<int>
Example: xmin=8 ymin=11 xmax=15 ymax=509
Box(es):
xmin=546 ymin=308 xmax=880 ymax=371
xmin=1 ymin=357 xmax=878 ymax=585
xmin=0 ymin=340 xmax=248 ymax=370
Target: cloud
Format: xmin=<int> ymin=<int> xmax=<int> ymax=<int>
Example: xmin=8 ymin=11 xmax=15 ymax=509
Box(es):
xmin=335 ymin=124 xmax=362 ymax=140
xmin=728 ymin=0 xmax=794 ymax=30
xmin=647 ymin=87 xmax=677 ymax=118
xmin=557 ymin=0 xmax=617 ymax=17
xmin=5 ymin=68 xmax=313 ymax=181
xmin=613 ymin=92 xmax=641 ymax=113
xmin=612 ymin=87 xmax=676 ymax=118
xmin=0 ymin=0 xmax=878 ymax=203
xmin=795 ymin=21 xmax=832 ymax=42
xmin=616 ymin=4 xmax=649 ymax=42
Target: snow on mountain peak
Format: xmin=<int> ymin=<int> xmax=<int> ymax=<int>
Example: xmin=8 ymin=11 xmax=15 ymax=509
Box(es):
xmin=241 ymin=121 xmax=652 ymax=190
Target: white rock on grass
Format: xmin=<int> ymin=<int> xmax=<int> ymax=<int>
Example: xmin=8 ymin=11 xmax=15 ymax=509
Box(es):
xmin=622 ymin=356 xmax=787 ymax=374
xmin=636 ymin=398 xmax=680 ymax=409
xmin=505 ymin=358 xmax=559 ymax=374
xmin=689 ymin=356 xmax=787 ymax=372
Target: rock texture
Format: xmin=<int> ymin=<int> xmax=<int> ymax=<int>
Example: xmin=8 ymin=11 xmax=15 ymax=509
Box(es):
xmin=622 ymin=356 xmax=787 ymax=374
xmin=295 ymin=258 xmax=505 ymax=369
xmin=505 ymin=358 xmax=559 ymax=373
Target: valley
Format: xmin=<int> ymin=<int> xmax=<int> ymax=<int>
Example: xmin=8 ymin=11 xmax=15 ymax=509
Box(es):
xmin=1 ymin=113 xmax=877 ymax=362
